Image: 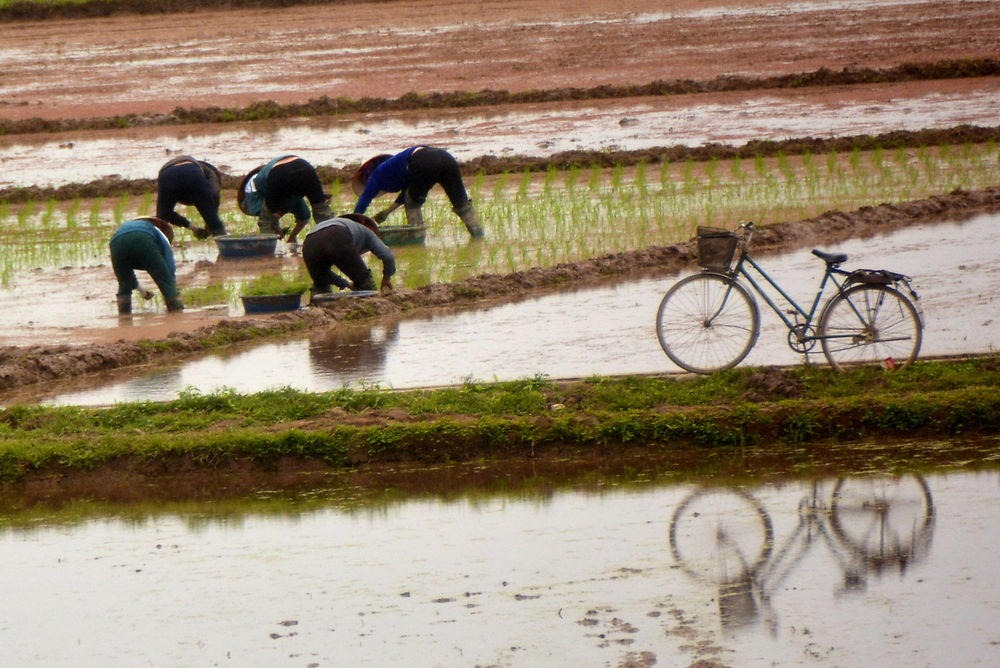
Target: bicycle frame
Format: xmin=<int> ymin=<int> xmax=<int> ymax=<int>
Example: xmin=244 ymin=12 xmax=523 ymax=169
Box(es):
xmin=657 ymin=220 xmax=924 ymax=373
xmin=728 ymin=252 xmax=847 ymax=342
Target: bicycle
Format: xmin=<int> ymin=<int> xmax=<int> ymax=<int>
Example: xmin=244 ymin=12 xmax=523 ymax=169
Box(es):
xmin=655 ymin=221 xmax=923 ymax=373
xmin=668 ymin=475 xmax=935 ymax=631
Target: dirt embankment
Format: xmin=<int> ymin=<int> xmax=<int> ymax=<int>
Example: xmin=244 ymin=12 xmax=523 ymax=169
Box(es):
xmin=4 ymin=123 xmax=1000 ymax=205
xmin=0 ymin=0 xmax=357 ymax=22
xmin=3 ymin=185 xmax=999 ymax=398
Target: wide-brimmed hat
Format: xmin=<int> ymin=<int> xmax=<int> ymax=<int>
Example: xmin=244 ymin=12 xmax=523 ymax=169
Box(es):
xmin=351 ymin=154 xmax=392 ymax=196
xmin=237 ymin=165 xmax=263 ymax=214
xmin=339 ymin=212 xmax=382 ymax=238
xmin=136 ymin=216 xmax=174 ymax=243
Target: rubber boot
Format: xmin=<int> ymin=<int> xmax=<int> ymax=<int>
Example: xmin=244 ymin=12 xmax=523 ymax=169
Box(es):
xmin=257 ymin=204 xmax=280 ymax=234
xmin=311 ymin=197 xmax=334 ymax=224
xmin=404 ymin=204 xmax=424 ymax=227
xmin=454 ymin=200 xmax=484 ymax=238
xmin=165 ymin=296 xmax=185 ymax=312
xmin=116 ymin=295 xmax=132 ymax=314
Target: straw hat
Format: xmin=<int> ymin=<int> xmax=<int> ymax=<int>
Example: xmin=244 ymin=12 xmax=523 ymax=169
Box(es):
xmin=351 ymin=154 xmax=392 ymax=196
xmin=237 ymin=165 xmax=263 ymax=214
xmin=136 ymin=216 xmax=174 ymax=243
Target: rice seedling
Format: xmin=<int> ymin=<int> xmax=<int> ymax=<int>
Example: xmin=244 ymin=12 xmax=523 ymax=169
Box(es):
xmin=16 ymin=201 xmax=36 ymax=228
xmin=88 ymin=197 xmax=104 ymax=227
xmin=181 ymin=281 xmax=236 ymax=308
xmin=65 ymin=198 xmax=81 ymax=230
xmin=3 ymin=140 xmax=1000 ymax=295
xmin=112 ymin=194 xmax=130 ymax=224
xmin=40 ymin=198 xmax=59 ymax=229
xmin=137 ymin=191 xmax=153 ymax=217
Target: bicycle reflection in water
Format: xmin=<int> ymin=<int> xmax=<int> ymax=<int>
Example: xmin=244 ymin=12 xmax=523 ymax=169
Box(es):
xmin=669 ymin=474 xmax=935 ymax=633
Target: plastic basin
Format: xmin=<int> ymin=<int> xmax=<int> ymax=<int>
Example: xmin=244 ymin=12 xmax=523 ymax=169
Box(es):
xmin=240 ymin=292 xmax=303 ymax=314
xmin=380 ymin=225 xmax=427 ymax=246
xmin=216 ymin=234 xmax=280 ymax=258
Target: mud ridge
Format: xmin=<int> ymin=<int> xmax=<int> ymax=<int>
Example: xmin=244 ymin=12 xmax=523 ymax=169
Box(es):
xmin=1 ymin=185 xmax=998 ymax=396
xmin=3 ymin=124 xmax=999 ymax=204
xmin=0 ymin=0 xmax=366 ymax=22
xmin=3 ymin=58 xmax=998 ymax=138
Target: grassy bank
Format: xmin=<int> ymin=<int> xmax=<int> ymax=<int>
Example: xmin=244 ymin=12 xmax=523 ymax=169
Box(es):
xmin=1 ymin=356 xmax=998 ymax=485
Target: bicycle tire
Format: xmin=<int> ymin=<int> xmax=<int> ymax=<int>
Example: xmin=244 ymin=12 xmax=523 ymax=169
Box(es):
xmin=656 ymin=272 xmax=760 ymax=374
xmin=669 ymin=487 xmax=774 ymax=584
xmin=829 ymin=474 xmax=935 ymax=573
xmin=818 ymin=284 xmax=922 ymax=371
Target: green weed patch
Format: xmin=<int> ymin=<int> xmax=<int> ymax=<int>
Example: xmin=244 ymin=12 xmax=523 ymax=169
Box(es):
xmin=1 ymin=356 xmax=997 ymax=484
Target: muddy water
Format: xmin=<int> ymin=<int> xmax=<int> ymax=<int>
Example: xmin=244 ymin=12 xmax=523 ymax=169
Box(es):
xmin=37 ymin=213 xmax=1000 ymax=406
xmin=0 ymin=467 xmax=996 ymax=666
xmin=4 ymin=78 xmax=1000 ymax=189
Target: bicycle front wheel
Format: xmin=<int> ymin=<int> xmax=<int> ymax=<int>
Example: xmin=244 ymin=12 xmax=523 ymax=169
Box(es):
xmin=818 ymin=284 xmax=922 ymax=371
xmin=656 ymin=273 xmax=760 ymax=374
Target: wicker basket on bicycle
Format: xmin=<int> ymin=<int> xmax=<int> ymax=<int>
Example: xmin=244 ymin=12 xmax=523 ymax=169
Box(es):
xmin=696 ymin=226 xmax=738 ymax=271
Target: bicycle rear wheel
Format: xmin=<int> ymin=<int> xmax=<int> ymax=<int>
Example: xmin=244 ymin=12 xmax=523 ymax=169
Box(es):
xmin=656 ymin=273 xmax=760 ymax=374
xmin=818 ymin=284 xmax=922 ymax=371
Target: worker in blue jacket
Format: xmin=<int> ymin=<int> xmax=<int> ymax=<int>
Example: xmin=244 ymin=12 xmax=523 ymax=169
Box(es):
xmin=352 ymin=146 xmax=483 ymax=238
xmin=109 ymin=217 xmax=184 ymax=313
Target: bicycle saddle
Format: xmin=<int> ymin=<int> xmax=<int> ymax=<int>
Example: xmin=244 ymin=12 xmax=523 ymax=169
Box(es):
xmin=812 ymin=249 xmax=848 ymax=266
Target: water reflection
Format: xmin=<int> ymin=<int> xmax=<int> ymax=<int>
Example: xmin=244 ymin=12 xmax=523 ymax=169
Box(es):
xmin=309 ymin=320 xmax=399 ymax=378
xmin=670 ymin=475 xmax=936 ymax=634
xmin=1 ymin=467 xmax=998 ymax=666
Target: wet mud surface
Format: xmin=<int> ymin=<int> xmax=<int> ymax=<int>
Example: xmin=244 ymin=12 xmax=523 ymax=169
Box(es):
xmin=2 ymin=467 xmax=998 ymax=667
xmin=3 ymin=0 xmax=998 ymax=122
xmin=2 ymin=188 xmax=1000 ymax=401
xmin=2 ymin=0 xmax=1000 ymax=395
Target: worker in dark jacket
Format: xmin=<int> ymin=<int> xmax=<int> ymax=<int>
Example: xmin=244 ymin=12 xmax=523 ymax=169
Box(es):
xmin=238 ymin=155 xmax=334 ymax=244
xmin=302 ymin=213 xmax=395 ymax=294
xmin=156 ymin=155 xmax=227 ymax=238
xmin=109 ymin=217 xmax=184 ymax=314
xmin=352 ymin=146 xmax=483 ymax=237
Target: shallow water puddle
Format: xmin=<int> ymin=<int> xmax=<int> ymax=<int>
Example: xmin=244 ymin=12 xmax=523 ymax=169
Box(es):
xmin=0 ymin=468 xmax=996 ymax=666
xmin=37 ymin=213 xmax=1000 ymax=406
xmin=4 ymin=80 xmax=1000 ymax=189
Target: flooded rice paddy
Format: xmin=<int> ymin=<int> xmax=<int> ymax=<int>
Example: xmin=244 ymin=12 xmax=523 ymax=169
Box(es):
xmin=28 ymin=212 xmax=1000 ymax=407
xmin=1 ymin=466 xmax=997 ymax=666
xmin=4 ymin=77 xmax=1000 ymax=189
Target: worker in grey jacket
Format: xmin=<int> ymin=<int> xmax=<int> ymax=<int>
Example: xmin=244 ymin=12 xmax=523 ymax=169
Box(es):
xmin=301 ymin=214 xmax=395 ymax=294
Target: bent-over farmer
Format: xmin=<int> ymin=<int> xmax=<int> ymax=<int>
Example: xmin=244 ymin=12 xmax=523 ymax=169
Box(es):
xmin=109 ymin=216 xmax=184 ymax=314
xmin=238 ymin=155 xmax=334 ymax=244
xmin=156 ymin=155 xmax=228 ymax=238
xmin=301 ymin=213 xmax=395 ymax=294
xmin=352 ymin=146 xmax=483 ymax=238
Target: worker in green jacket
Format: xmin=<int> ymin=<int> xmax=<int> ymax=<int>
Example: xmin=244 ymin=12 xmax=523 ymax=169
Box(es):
xmin=238 ymin=155 xmax=334 ymax=244
xmin=109 ymin=217 xmax=184 ymax=314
